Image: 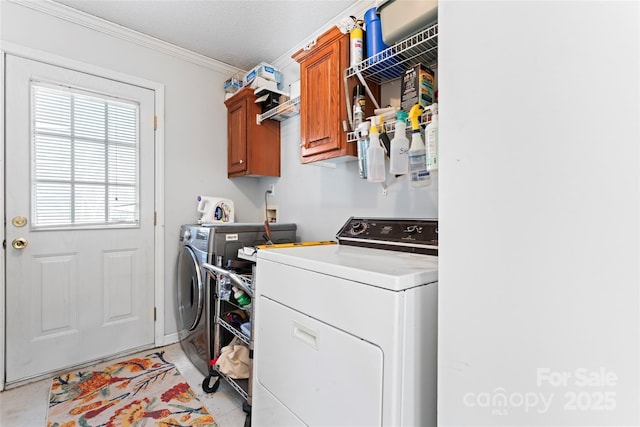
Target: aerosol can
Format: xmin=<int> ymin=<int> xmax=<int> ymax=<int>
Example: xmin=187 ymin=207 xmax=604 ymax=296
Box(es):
xmin=408 ymin=104 xmax=430 ymax=187
xmin=350 ymin=19 xmax=365 ymax=67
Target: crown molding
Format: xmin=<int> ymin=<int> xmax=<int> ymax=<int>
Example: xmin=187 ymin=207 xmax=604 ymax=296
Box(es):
xmin=272 ymin=0 xmax=376 ymax=69
xmin=8 ymin=0 xmax=244 ymax=75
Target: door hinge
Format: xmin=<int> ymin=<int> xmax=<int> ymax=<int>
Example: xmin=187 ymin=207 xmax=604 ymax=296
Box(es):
xmin=154 ymin=115 xmax=158 ymax=130
xmin=154 ymin=211 xmax=157 ymax=226
xmin=154 ymin=307 xmax=157 ymax=321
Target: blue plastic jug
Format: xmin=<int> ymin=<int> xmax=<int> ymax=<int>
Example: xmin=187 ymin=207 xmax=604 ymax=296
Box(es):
xmin=365 ymin=7 xmax=388 ymax=59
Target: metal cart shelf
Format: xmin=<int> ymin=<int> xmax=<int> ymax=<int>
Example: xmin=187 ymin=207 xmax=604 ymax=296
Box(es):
xmin=201 ymin=262 xmax=254 ymax=425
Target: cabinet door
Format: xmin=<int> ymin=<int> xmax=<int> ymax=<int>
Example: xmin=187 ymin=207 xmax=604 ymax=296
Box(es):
xmin=227 ymin=97 xmax=248 ymax=175
xmin=294 ymin=27 xmax=355 ymax=164
xmin=299 ymin=41 xmax=343 ymax=157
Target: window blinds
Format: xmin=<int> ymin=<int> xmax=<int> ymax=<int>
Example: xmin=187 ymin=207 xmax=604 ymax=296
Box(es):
xmin=32 ymin=82 xmax=140 ymax=229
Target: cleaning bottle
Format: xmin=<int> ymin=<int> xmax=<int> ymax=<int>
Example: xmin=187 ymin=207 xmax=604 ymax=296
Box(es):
xmin=408 ymin=104 xmax=430 ymax=187
xmin=357 ymin=121 xmax=371 ymax=179
xmin=389 ymin=110 xmax=410 ymax=175
xmin=232 ymin=287 xmax=251 ymax=307
xmin=366 ymin=117 xmax=386 ymax=183
xmin=350 ymin=19 xmax=365 ymax=67
xmin=425 ymin=103 xmax=439 ymax=171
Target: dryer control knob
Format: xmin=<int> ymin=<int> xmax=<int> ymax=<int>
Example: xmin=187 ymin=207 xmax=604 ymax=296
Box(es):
xmin=350 ymin=222 xmax=367 ymax=235
xmin=405 ymin=225 xmax=419 ymax=234
xmin=183 ymin=230 xmax=191 ymax=240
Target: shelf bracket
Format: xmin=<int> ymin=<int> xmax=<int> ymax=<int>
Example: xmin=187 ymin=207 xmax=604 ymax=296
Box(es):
xmin=355 ymin=69 xmax=380 ymax=111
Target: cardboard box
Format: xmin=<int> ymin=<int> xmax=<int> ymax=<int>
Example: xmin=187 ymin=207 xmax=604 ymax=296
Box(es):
xmin=400 ymin=63 xmax=435 ymax=112
xmin=224 ymin=76 xmax=243 ymax=93
xmin=244 ymin=62 xmax=283 ymax=88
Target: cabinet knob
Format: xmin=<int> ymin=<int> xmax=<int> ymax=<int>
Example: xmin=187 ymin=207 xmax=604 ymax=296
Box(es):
xmin=239 ymin=159 xmax=244 ymax=164
xmin=299 ymin=143 xmax=304 ymax=148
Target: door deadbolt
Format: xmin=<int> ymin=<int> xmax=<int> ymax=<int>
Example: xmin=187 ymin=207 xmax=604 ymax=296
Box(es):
xmin=12 ymin=238 xmax=28 ymax=249
xmin=12 ymin=216 xmax=27 ymax=227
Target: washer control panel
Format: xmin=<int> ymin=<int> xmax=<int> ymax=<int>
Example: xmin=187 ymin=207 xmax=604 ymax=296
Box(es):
xmin=336 ymin=217 xmax=438 ymax=255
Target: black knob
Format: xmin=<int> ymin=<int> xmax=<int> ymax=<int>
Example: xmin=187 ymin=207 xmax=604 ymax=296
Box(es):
xmin=351 ymin=222 xmax=366 ymax=234
xmin=405 ymin=225 xmax=418 ymax=234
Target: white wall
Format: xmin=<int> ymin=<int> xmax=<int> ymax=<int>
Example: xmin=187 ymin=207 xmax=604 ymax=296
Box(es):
xmin=439 ymin=1 xmax=639 ymax=425
xmin=263 ymin=25 xmax=438 ymax=242
xmin=1 ymin=0 xmax=439 ymax=340
xmin=0 ymin=0 xmax=266 ymax=338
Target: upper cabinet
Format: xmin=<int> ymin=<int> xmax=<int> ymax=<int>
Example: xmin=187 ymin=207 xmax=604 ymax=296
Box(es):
xmin=293 ymin=27 xmax=356 ymax=164
xmin=225 ymin=87 xmax=281 ymax=178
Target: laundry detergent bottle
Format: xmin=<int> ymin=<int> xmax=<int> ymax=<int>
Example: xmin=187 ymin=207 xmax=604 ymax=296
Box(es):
xmin=408 ymin=104 xmax=430 ymax=187
xmin=366 ymin=117 xmax=386 ymax=183
xmin=425 ymin=103 xmax=439 ymax=171
xmin=389 ymin=110 xmax=410 ymax=175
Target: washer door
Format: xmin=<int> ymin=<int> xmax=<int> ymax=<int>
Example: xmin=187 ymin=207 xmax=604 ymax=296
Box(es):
xmin=177 ymin=245 xmax=204 ymax=332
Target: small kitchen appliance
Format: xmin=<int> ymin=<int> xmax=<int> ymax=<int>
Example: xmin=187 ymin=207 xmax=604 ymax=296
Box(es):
xmin=196 ymin=196 xmax=234 ymax=224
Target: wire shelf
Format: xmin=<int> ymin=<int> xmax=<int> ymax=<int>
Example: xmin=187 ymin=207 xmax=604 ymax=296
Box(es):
xmin=257 ymin=96 xmax=300 ymax=124
xmin=218 ymin=317 xmax=251 ymax=345
xmin=347 ymin=111 xmax=434 ymax=143
xmin=214 ymin=369 xmax=249 ymax=401
xmin=345 ymin=23 xmax=438 ymax=84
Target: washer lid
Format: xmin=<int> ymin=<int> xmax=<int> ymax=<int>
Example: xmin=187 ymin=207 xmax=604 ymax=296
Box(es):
xmin=257 ymin=244 xmax=437 ymax=291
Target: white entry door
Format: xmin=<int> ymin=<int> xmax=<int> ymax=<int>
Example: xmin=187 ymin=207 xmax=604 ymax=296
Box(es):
xmin=5 ymin=55 xmax=156 ymax=384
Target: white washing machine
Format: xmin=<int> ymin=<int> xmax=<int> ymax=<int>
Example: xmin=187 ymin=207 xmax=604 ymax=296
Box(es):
xmin=252 ymin=218 xmax=439 ymax=427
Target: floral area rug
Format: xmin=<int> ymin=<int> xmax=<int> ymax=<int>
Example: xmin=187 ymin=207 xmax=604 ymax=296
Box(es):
xmin=46 ymin=351 xmax=217 ymax=427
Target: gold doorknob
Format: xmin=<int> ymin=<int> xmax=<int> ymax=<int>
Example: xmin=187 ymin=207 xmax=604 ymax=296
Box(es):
xmin=12 ymin=238 xmax=28 ymax=249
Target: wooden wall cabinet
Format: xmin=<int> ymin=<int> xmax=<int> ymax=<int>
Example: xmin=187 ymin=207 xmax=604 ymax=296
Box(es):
xmin=225 ymin=86 xmax=280 ymax=178
xmin=293 ymin=26 xmax=380 ymax=164
xmin=292 ymin=26 xmax=355 ymax=164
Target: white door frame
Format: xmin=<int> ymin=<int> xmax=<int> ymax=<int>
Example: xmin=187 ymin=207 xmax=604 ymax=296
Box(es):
xmin=0 ymin=42 xmax=166 ymax=391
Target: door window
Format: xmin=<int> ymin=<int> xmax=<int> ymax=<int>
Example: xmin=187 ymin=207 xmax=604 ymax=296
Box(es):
xmin=32 ymin=81 xmax=139 ymax=229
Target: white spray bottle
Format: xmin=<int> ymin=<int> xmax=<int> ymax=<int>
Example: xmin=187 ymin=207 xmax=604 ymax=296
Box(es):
xmin=389 ymin=110 xmax=410 ymax=175
xmin=425 ymin=103 xmax=439 ymax=171
xmin=366 ymin=116 xmax=386 ymax=183
xmin=408 ymin=104 xmax=430 ymax=187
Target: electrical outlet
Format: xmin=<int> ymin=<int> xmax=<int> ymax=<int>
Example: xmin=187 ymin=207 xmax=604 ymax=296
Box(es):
xmin=267 ymin=183 xmax=275 ymax=196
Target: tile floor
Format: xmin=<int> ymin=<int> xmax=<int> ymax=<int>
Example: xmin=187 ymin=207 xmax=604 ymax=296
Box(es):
xmin=0 ymin=342 xmax=248 ymax=427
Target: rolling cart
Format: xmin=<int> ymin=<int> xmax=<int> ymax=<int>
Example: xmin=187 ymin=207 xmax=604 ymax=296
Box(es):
xmin=201 ymin=261 xmax=255 ymax=427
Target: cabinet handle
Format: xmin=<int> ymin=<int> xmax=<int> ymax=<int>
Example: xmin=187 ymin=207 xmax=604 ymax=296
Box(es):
xmin=239 ymin=159 xmax=244 ymax=164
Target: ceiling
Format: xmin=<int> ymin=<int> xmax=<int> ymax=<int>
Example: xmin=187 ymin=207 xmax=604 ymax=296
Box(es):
xmin=50 ymin=0 xmax=360 ymax=71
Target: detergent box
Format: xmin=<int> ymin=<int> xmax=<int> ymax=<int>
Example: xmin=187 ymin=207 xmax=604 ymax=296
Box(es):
xmin=244 ymin=62 xmax=283 ymax=88
xmin=400 ymin=63 xmax=435 ymax=112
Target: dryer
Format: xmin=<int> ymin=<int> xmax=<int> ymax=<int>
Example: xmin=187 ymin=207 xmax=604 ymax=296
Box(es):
xmin=177 ymin=223 xmax=296 ymax=376
xmin=252 ymin=218 xmax=438 ymax=426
